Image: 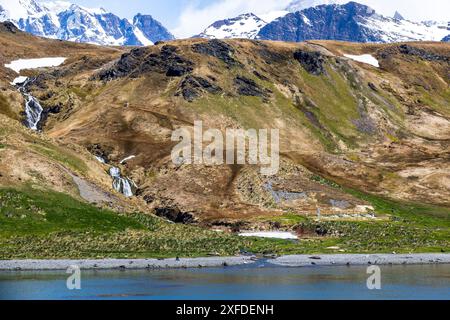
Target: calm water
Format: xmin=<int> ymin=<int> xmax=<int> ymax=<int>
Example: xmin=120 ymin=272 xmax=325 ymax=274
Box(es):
xmin=0 ymin=262 xmax=449 ymax=300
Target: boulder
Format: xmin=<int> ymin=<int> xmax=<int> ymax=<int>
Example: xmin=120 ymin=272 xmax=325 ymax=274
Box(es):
xmin=293 ymin=50 xmax=325 ymax=75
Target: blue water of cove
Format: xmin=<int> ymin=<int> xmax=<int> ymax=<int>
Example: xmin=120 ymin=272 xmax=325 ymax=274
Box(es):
xmin=0 ymin=262 xmax=449 ymax=300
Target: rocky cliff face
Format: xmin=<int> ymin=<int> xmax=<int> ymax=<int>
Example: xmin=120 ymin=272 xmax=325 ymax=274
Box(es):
xmin=133 ymin=13 xmax=175 ymax=43
xmin=196 ymin=1 xmax=449 ymax=43
xmin=258 ymin=2 xmax=449 ymax=43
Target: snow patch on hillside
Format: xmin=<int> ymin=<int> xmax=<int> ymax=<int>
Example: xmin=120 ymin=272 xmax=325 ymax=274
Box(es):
xmin=133 ymin=27 xmax=153 ymax=46
xmin=11 ymin=76 xmax=28 ymax=85
xmin=5 ymin=57 xmax=66 ymax=73
xmin=344 ymin=54 xmax=379 ymax=68
xmin=239 ymin=231 xmax=298 ymax=240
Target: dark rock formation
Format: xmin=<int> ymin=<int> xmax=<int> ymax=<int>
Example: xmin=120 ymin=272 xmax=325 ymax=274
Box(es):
xmin=234 ymin=76 xmax=271 ymax=98
xmin=143 ymin=194 xmax=155 ymax=204
xmin=96 ymin=45 xmax=193 ymax=81
xmin=293 ymin=50 xmax=325 ymax=75
xmin=253 ymin=70 xmax=269 ymax=81
xmin=37 ymin=103 xmax=62 ymax=130
xmin=192 ymin=39 xmax=241 ymax=68
xmin=258 ymin=2 xmax=381 ymax=43
xmin=379 ymin=44 xmax=450 ymax=63
xmin=0 ymin=21 xmax=18 ymax=33
xmin=315 ymin=225 xmax=328 ymax=236
xmin=176 ymin=75 xmax=222 ymax=102
xmin=87 ymin=144 xmax=111 ymax=163
xmin=398 ymin=44 xmax=450 ymax=62
xmin=258 ymin=45 xmax=288 ymax=64
xmin=368 ymin=82 xmax=378 ymax=92
xmin=155 ymin=207 xmax=195 ymax=224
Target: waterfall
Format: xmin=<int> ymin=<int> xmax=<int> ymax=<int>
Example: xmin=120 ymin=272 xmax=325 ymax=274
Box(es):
xmin=16 ymin=79 xmax=43 ymax=131
xmin=109 ymin=167 xmax=136 ymax=197
xmin=24 ymin=93 xmax=43 ymax=130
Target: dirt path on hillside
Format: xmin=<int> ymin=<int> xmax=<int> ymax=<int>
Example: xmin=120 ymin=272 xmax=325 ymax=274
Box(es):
xmin=58 ymin=165 xmax=115 ymax=204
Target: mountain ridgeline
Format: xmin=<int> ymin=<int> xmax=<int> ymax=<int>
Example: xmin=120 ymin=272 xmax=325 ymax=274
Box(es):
xmin=257 ymin=2 xmax=449 ymax=42
xmin=199 ymin=1 xmax=449 ymax=43
xmin=1 ymin=1 xmax=449 ymax=46
xmin=0 ymin=0 xmax=174 ymax=46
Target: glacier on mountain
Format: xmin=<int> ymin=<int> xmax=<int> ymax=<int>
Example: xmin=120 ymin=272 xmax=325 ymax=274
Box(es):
xmin=0 ymin=0 xmax=174 ymax=46
xmin=197 ymin=0 xmax=449 ymax=44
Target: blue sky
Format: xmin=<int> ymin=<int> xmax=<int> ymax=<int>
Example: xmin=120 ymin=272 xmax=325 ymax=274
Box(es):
xmin=40 ymin=0 xmax=450 ymax=38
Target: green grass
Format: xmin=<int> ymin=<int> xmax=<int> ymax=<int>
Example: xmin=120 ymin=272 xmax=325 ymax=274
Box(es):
xmin=30 ymin=142 xmax=88 ymax=174
xmin=310 ymin=174 xmax=341 ymax=189
xmin=0 ymin=188 xmax=143 ymax=237
xmin=0 ymin=187 xmax=294 ymax=259
xmin=0 ymin=186 xmax=448 ymax=259
xmin=347 ymin=189 xmax=450 ymax=229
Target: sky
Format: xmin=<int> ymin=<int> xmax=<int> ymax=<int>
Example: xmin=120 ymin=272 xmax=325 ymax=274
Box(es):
xmin=39 ymin=0 xmax=450 ymax=38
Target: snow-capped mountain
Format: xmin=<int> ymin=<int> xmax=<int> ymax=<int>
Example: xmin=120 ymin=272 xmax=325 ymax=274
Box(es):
xmin=196 ymin=1 xmax=449 ymax=43
xmin=196 ymin=13 xmax=267 ymax=39
xmin=196 ymin=0 xmax=346 ymax=39
xmin=196 ymin=11 xmax=289 ymax=40
xmin=285 ymin=0 xmax=342 ymax=13
xmin=0 ymin=0 xmax=174 ymax=46
xmin=257 ymin=2 xmax=449 ymax=43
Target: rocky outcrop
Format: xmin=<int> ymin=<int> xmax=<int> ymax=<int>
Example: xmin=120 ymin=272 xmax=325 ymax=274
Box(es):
xmin=293 ymin=50 xmax=325 ymax=75
xmin=379 ymin=44 xmax=450 ymax=63
xmin=96 ymin=45 xmax=193 ymax=81
xmin=234 ymin=76 xmax=271 ymax=98
xmin=192 ymin=39 xmax=241 ymax=68
xmin=0 ymin=21 xmax=18 ymax=33
xmin=155 ymin=207 xmax=195 ymax=224
xmin=176 ymin=75 xmax=222 ymax=102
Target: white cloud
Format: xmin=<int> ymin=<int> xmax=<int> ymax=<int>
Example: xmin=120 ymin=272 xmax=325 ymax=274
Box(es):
xmin=171 ymin=0 xmax=450 ymax=39
xmin=171 ymin=0 xmax=291 ymax=38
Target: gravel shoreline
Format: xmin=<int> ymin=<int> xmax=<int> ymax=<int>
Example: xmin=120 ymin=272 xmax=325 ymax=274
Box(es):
xmin=267 ymin=253 xmax=450 ymax=267
xmin=0 ymin=256 xmax=256 ymax=271
xmin=0 ymin=254 xmax=449 ymax=271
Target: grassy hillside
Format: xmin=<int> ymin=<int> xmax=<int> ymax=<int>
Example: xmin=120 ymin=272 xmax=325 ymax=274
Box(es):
xmin=0 ymin=187 xmax=448 ymax=259
xmin=0 ymin=24 xmax=448 ymax=258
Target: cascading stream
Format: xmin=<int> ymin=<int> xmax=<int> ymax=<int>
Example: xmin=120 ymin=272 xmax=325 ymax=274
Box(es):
xmin=17 ymin=79 xmax=43 ymax=131
xmin=23 ymin=93 xmax=43 ymax=130
xmin=92 ymin=156 xmax=136 ymax=197
xmin=109 ymin=167 xmax=136 ymax=198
